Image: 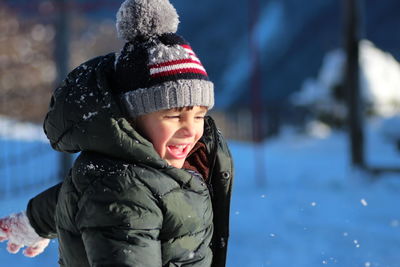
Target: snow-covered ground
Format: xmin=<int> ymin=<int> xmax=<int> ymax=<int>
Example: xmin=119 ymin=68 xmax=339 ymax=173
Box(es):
xmin=1 ymin=118 xmax=400 ymax=267
xmin=227 ymin=120 xmax=400 ymax=267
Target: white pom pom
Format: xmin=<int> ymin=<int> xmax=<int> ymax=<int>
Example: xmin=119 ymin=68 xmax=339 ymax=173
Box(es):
xmin=116 ymin=0 xmax=180 ymax=41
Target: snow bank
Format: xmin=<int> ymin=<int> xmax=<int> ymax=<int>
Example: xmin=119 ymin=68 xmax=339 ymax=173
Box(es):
xmin=292 ymin=40 xmax=400 ymax=118
xmin=0 ymin=116 xmax=47 ymax=142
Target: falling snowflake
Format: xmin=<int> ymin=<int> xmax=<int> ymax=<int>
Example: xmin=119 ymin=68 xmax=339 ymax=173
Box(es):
xmin=390 ymin=220 xmax=399 ymax=227
xmin=360 ymin=198 xmax=368 ymax=206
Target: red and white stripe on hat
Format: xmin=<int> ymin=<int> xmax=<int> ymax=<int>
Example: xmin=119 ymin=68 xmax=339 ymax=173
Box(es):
xmin=148 ymin=45 xmax=208 ymax=78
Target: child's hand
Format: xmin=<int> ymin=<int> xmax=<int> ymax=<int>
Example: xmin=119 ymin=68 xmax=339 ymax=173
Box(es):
xmin=0 ymin=212 xmax=50 ymax=257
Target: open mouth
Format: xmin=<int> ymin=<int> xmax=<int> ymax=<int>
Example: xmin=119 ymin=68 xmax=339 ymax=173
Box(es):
xmin=167 ymin=144 xmax=191 ymax=159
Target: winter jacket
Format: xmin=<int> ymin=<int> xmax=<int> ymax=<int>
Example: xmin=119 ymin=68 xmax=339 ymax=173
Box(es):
xmin=26 ymin=54 xmax=234 ymax=267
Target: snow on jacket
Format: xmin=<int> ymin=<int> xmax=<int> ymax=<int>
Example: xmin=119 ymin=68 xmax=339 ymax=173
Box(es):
xmin=26 ymin=54 xmax=234 ymax=267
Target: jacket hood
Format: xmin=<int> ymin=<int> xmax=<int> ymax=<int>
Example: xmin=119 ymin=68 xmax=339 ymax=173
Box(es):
xmin=44 ymin=54 xmax=166 ymax=168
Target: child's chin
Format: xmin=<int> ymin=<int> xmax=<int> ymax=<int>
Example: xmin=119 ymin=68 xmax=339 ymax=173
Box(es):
xmin=167 ymin=159 xmax=185 ymax=169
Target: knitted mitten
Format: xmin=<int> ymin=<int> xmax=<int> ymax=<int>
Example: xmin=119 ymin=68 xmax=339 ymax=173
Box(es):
xmin=0 ymin=211 xmax=50 ymax=257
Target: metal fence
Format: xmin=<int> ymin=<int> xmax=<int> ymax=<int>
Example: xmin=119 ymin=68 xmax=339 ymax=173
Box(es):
xmin=0 ymin=118 xmax=61 ymax=199
xmin=0 ymin=1 xmax=120 ymax=199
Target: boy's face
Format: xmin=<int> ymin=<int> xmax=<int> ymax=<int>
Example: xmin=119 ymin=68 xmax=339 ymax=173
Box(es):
xmin=136 ymin=106 xmax=207 ymax=168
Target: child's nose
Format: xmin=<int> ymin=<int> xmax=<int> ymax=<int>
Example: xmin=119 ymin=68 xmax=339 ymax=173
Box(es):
xmin=180 ymin=119 xmax=196 ymax=137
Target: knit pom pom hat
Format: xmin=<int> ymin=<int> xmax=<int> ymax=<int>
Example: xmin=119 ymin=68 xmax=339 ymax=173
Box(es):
xmin=114 ymin=0 xmax=214 ymax=118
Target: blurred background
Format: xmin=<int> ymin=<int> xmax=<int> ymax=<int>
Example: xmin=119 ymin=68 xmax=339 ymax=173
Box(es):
xmin=1 ymin=0 xmax=400 ymax=266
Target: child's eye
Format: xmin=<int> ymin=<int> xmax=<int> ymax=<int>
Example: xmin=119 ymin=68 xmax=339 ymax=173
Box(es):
xmin=165 ymin=115 xmax=180 ymax=119
xmin=195 ymin=116 xmax=205 ymax=120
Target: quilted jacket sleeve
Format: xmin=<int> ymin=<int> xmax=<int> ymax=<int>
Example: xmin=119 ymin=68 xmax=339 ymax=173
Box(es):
xmin=26 ymin=182 xmax=62 ymax=239
xmin=75 ymin=179 xmax=163 ymax=267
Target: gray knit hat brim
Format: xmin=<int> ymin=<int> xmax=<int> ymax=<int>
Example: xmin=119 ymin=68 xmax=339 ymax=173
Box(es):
xmin=121 ymin=79 xmax=214 ymax=118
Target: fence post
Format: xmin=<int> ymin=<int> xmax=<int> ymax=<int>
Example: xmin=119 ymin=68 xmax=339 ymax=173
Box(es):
xmin=249 ymin=0 xmax=267 ymax=187
xmin=343 ymin=0 xmax=365 ymax=169
xmin=54 ymin=0 xmax=73 ymax=180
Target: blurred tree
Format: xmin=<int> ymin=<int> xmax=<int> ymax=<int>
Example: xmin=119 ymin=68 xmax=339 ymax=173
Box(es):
xmin=0 ymin=4 xmax=55 ymax=122
xmin=0 ymin=2 xmax=122 ymax=122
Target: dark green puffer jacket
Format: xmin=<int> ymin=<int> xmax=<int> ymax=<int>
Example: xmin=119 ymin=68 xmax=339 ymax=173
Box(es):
xmin=26 ymin=54 xmax=234 ymax=267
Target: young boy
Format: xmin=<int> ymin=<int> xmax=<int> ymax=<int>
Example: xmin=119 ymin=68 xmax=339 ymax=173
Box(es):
xmin=0 ymin=0 xmax=234 ymax=266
